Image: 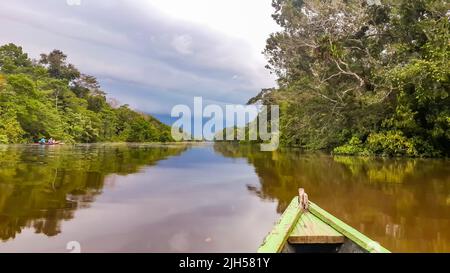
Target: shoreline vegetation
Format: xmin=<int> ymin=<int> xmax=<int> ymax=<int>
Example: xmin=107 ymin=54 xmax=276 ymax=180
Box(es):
xmin=0 ymin=43 xmax=174 ymax=145
xmin=0 ymin=141 xmax=209 ymax=148
xmin=1 ymin=2 xmax=449 ymax=159
xmin=244 ymin=0 xmax=449 ymax=158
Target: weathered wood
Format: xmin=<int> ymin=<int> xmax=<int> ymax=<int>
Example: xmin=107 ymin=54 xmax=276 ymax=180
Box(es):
xmin=258 ymin=192 xmax=391 ymax=253
xmin=308 ymin=201 xmax=390 ymax=253
xmin=298 ymin=188 xmax=309 ymax=211
xmin=288 ymin=211 xmax=345 ymax=244
xmin=257 ymin=197 xmax=302 ymax=253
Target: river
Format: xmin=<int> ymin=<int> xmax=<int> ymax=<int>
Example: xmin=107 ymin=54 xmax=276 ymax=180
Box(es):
xmin=0 ymin=143 xmax=448 ymax=252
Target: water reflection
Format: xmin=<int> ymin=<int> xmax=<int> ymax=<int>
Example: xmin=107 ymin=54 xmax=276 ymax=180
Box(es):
xmin=0 ymin=143 xmax=448 ymax=252
xmin=0 ymin=144 xmax=278 ymax=253
xmin=214 ymin=143 xmax=450 ymax=252
xmin=0 ymin=144 xmax=188 ymax=241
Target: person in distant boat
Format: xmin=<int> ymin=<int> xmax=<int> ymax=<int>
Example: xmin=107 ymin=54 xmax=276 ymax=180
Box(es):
xmin=48 ymin=138 xmax=55 ymax=145
xmin=39 ymin=137 xmax=47 ymax=144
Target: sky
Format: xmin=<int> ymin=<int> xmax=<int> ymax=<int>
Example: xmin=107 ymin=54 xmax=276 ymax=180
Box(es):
xmin=0 ymin=0 xmax=279 ymax=122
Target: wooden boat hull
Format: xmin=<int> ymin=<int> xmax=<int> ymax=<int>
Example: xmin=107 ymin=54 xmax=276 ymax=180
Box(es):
xmin=258 ymin=193 xmax=390 ymax=253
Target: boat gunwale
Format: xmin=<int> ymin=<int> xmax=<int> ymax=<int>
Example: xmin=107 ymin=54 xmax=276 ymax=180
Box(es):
xmin=257 ymin=197 xmax=390 ymax=253
xmin=308 ymin=201 xmax=390 ymax=253
xmin=258 ymin=197 xmax=303 ymax=253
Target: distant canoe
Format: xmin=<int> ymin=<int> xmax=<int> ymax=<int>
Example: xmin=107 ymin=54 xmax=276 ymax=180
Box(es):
xmin=258 ymin=188 xmax=390 ymax=253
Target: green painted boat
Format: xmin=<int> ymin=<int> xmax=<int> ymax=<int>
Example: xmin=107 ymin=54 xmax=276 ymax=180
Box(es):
xmin=258 ymin=189 xmax=390 ymax=253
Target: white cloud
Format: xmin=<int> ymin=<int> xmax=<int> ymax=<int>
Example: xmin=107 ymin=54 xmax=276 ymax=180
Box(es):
xmin=146 ymin=0 xmax=279 ymax=53
xmin=0 ymin=0 xmax=280 ymax=115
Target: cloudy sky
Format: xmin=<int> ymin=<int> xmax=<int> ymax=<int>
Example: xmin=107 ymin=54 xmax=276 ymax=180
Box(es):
xmin=0 ymin=0 xmax=279 ymax=121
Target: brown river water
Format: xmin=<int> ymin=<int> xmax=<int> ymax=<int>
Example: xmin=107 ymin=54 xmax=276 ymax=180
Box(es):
xmin=0 ymin=143 xmax=448 ymax=252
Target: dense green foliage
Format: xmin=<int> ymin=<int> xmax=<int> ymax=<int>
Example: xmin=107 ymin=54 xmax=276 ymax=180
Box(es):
xmin=0 ymin=44 xmax=173 ymax=144
xmin=0 ymin=144 xmax=187 ymax=240
xmin=250 ymin=0 xmax=449 ymax=157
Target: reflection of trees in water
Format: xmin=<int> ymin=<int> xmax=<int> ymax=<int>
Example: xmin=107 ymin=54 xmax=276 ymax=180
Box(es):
xmin=213 ymin=143 xmax=450 ymax=252
xmin=0 ymin=144 xmax=187 ymax=241
xmin=333 ymin=156 xmax=419 ymax=184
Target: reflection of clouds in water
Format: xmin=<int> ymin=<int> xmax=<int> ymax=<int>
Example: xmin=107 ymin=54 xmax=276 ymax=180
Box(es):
xmin=213 ymin=143 xmax=450 ymax=253
xmin=7 ymin=144 xmax=448 ymax=252
xmin=0 ymin=144 xmax=277 ymax=252
xmin=0 ymin=144 xmax=188 ymax=242
xmin=104 ymin=174 xmax=119 ymax=190
xmin=169 ymin=232 xmax=190 ymax=252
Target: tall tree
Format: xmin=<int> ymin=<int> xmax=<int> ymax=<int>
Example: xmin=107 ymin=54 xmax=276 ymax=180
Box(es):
xmin=250 ymin=0 xmax=449 ymax=156
xmin=39 ymin=50 xmax=80 ymax=81
xmin=0 ymin=43 xmax=174 ymax=144
xmin=0 ymin=43 xmax=32 ymax=73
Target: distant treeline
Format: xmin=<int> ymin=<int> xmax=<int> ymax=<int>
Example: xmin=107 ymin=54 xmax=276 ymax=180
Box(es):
xmin=248 ymin=0 xmax=449 ymax=157
xmin=0 ymin=43 xmax=173 ymax=144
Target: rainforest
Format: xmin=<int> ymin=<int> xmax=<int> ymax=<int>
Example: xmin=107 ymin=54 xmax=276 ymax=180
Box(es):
xmin=248 ymin=0 xmax=449 ymax=157
xmin=0 ymin=43 xmax=173 ymax=144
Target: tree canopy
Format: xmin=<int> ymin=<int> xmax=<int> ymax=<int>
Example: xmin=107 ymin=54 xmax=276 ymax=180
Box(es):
xmin=0 ymin=43 xmax=173 ymax=144
xmin=250 ymin=0 xmax=449 ymax=157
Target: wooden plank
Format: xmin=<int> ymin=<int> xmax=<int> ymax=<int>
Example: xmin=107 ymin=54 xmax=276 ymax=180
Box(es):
xmin=308 ymin=201 xmax=390 ymax=253
xmin=288 ymin=211 xmax=345 ymax=244
xmin=289 ymin=235 xmax=344 ymax=244
xmin=257 ymin=198 xmax=303 ymax=253
xmin=257 ymin=196 xmax=390 ymax=253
